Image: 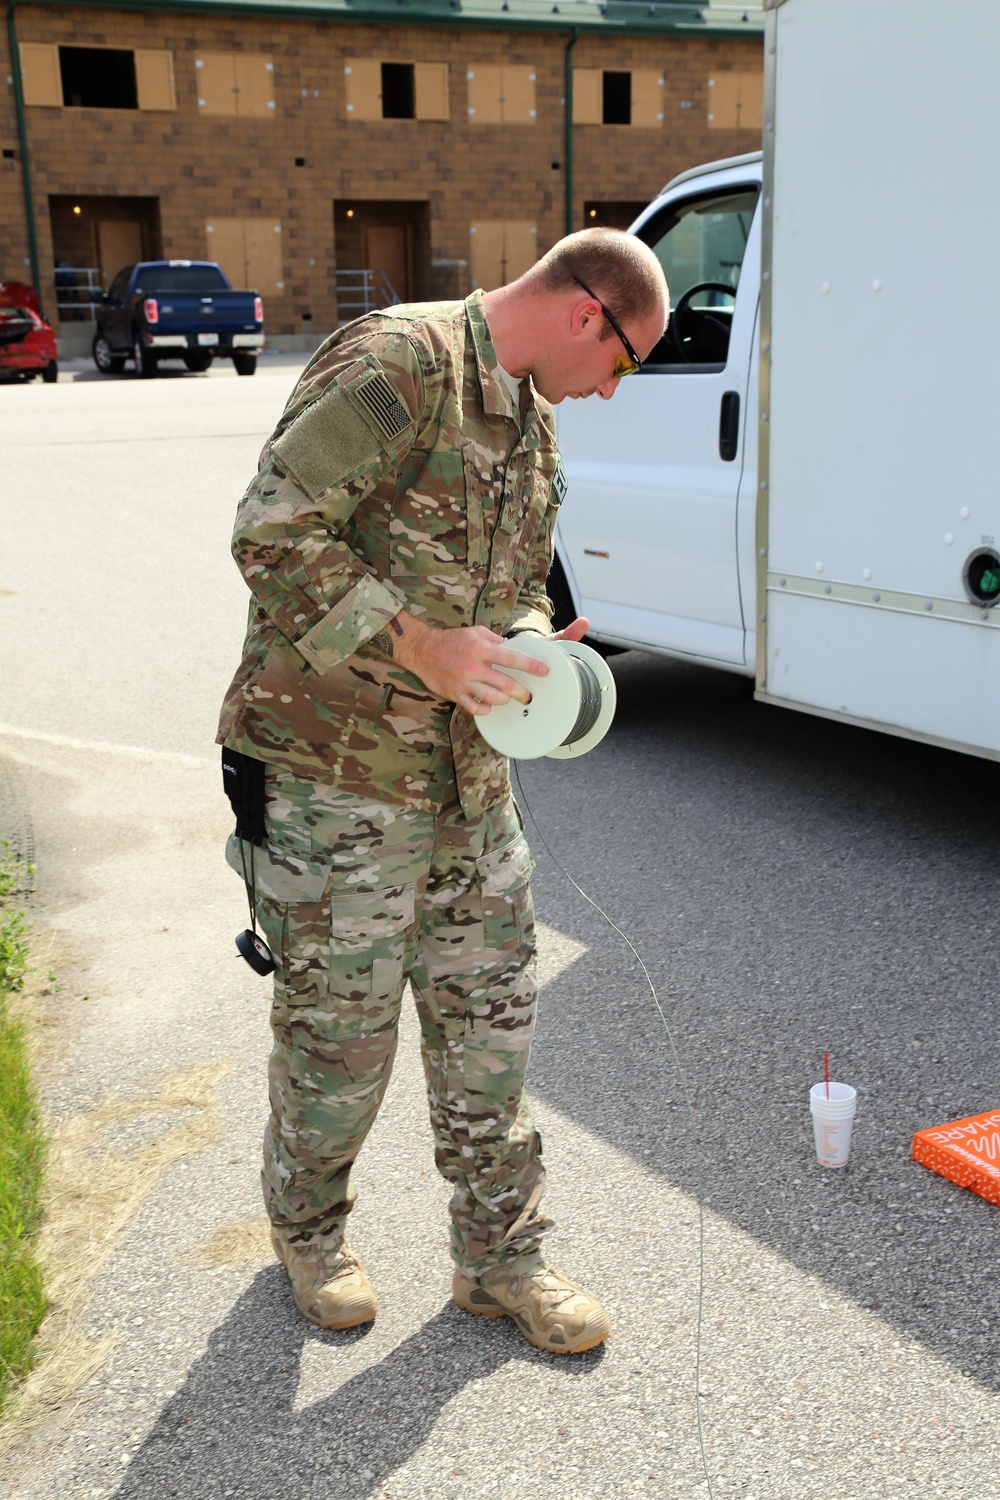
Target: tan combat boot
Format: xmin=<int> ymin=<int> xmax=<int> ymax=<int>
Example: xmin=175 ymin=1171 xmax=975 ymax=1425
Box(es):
xmin=271 ymin=1228 xmax=377 ymax=1330
xmin=453 ymin=1262 xmax=610 ymax=1354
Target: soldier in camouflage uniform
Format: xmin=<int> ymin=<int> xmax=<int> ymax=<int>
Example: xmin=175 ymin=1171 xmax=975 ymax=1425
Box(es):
xmin=219 ymin=229 xmax=668 ymax=1354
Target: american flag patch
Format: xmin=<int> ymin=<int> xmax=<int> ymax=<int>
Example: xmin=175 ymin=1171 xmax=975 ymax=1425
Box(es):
xmin=354 ymin=372 xmax=412 ymax=440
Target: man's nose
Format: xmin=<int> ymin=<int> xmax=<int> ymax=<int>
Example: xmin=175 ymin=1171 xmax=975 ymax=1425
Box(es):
xmin=595 ymin=375 xmax=622 ymax=401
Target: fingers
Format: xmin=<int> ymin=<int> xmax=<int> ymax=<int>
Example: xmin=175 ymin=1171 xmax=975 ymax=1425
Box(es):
xmin=551 ymin=615 xmax=591 ymax=642
xmin=496 ymin=646 xmax=549 ymax=677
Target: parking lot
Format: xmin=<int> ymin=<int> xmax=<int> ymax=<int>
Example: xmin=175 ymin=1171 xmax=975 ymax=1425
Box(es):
xmin=0 ymin=361 xmax=997 ymax=1499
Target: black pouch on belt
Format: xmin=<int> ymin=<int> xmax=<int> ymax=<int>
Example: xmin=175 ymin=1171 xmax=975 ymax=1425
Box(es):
xmin=221 ymin=747 xmax=266 ymax=846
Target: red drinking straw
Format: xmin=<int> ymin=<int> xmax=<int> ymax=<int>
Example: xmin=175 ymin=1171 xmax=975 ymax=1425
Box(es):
xmin=824 ymin=1052 xmax=830 ymax=1100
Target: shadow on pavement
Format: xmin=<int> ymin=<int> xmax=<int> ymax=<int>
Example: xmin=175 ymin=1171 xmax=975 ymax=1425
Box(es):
xmin=113 ymin=1268 xmax=604 ymax=1498
xmin=519 ymin=650 xmax=1000 ymax=1394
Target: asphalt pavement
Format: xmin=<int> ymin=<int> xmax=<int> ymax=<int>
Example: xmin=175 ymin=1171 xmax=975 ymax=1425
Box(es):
xmin=0 ymin=355 xmax=997 ymax=1500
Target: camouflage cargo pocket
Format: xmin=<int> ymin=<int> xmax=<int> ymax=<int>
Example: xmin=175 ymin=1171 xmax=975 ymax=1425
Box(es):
xmin=324 ymin=885 xmax=415 ymax=1037
xmin=477 ymin=833 xmax=535 ymax=949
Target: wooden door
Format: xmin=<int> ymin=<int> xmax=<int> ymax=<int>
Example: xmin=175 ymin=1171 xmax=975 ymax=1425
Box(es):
xmin=243 ymin=219 xmax=283 ymax=295
xmin=365 ymin=225 xmax=409 ymax=305
xmin=205 ymin=219 xmax=246 ymax=286
xmin=97 ymin=221 xmax=145 ymax=282
xmin=470 ymin=221 xmax=505 ymax=291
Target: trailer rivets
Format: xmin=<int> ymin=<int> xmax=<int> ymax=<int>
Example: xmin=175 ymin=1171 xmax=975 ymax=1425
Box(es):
xmin=925 ymin=601 xmax=933 ymax=611
xmin=862 ymin=568 xmax=872 ymax=580
xmin=872 ymin=279 xmax=882 ymax=292
xmin=824 ymin=585 xmax=832 ymax=594
xmin=760 ymin=480 xmax=768 ymax=490
xmin=815 ymin=562 xmax=824 ymax=573
xmin=944 ymin=532 xmax=954 ymax=545
xmin=759 ymin=547 xmax=767 ymax=556
xmin=982 ymin=611 xmax=990 ymax=621
xmin=780 ymin=578 xmax=786 ymax=587
xmin=761 ymin=411 xmax=769 ymax=421
xmin=960 ymin=506 xmax=970 ymax=519
xmin=759 ymin=614 xmax=766 ymax=623
xmin=821 ymin=281 xmax=831 ymax=294
xmin=873 ymin=593 xmax=881 ymax=602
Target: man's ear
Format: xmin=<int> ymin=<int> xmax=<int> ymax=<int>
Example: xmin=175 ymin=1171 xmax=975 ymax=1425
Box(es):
xmin=570 ymin=293 xmax=599 ymax=338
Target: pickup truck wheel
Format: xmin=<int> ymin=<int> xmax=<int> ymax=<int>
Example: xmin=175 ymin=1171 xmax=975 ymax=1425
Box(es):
xmin=183 ymin=352 xmax=213 ymax=373
xmin=132 ymin=332 xmax=157 ymax=379
xmin=232 ymin=353 xmax=257 ymax=377
xmin=41 ymin=359 xmax=58 ymax=384
xmin=92 ymin=334 xmax=125 ymax=375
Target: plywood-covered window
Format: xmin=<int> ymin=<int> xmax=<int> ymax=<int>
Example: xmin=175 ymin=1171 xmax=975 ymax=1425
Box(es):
xmin=134 ymin=50 xmax=176 ymax=111
xmin=466 ymin=65 xmax=536 ymax=125
xmin=18 ymin=43 xmax=175 ymax=110
xmin=195 ymin=54 xmax=275 ymax=118
xmin=470 ymin=221 xmax=537 ymax=291
xmin=707 ymin=71 xmax=763 ymax=131
xmin=573 ymin=68 xmax=663 ymax=127
xmin=205 ymin=218 xmax=284 ymax=295
xmin=18 ymin=43 xmax=62 ymax=107
xmin=344 ymin=59 xmax=449 ymax=121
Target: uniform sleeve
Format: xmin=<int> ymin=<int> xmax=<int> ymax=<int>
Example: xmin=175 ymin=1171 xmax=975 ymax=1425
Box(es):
xmin=506 ymin=454 xmax=566 ymax=637
xmin=231 ymin=335 xmax=423 ymax=675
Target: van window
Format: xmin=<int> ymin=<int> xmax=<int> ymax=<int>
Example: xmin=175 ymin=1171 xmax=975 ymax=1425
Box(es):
xmin=639 ymin=186 xmax=758 ymax=369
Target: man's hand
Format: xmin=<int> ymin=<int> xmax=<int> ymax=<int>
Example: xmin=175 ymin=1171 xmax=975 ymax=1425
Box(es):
xmin=387 ymin=614 xmax=552 ymax=717
xmin=550 ymin=616 xmax=590 ymax=644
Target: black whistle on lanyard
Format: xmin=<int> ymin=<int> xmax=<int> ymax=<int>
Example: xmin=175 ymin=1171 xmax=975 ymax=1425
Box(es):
xmin=221 ymin=748 xmax=275 ymax=975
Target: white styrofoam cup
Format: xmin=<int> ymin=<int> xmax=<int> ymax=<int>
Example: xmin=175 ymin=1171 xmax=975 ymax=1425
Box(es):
xmin=809 ymin=1081 xmax=857 ymax=1168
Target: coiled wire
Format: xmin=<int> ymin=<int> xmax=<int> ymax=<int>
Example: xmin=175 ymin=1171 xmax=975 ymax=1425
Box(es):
xmin=562 ymin=654 xmax=605 ymax=747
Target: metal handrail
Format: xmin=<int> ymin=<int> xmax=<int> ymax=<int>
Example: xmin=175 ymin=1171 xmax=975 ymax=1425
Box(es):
xmin=335 ymin=268 xmax=401 ymax=320
xmin=53 ymin=266 xmax=109 ymax=320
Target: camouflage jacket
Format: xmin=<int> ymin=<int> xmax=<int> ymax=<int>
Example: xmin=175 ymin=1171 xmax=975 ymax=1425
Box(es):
xmin=217 ymin=292 xmax=563 ymax=819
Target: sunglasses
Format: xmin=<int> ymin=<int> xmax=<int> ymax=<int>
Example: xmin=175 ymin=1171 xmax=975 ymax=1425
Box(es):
xmin=572 ymin=275 xmax=643 ymax=377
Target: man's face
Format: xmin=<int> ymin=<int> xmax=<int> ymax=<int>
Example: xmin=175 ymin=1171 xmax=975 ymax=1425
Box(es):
xmin=534 ymin=297 xmax=666 ymax=406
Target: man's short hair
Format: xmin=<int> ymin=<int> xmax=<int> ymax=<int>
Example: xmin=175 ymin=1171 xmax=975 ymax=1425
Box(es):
xmin=527 ymin=228 xmax=669 ymax=336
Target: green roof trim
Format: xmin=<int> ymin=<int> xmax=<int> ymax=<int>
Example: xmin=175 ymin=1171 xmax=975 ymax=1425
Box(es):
xmin=15 ymin=0 xmax=765 ymax=35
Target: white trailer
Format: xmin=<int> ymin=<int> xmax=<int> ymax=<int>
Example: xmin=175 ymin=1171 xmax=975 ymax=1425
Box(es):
xmin=553 ymin=0 xmax=1000 ymax=760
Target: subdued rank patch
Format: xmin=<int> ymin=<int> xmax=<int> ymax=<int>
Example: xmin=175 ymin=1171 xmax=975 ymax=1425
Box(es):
xmin=551 ymin=459 xmax=568 ymax=506
xmin=354 ymin=372 xmax=412 ymax=440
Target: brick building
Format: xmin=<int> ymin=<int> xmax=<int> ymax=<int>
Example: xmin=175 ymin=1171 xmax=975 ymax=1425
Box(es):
xmin=1 ymin=0 xmax=763 ymax=343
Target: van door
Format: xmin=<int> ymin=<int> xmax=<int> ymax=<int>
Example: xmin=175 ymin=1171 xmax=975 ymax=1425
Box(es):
xmin=556 ymin=181 xmax=760 ymax=665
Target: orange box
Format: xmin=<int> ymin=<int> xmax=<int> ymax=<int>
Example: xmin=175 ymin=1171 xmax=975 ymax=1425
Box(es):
xmin=912 ymin=1109 xmax=1000 ymax=1206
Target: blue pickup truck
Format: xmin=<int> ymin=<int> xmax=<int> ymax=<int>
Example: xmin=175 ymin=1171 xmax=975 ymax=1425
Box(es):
xmin=92 ymin=260 xmax=264 ymax=378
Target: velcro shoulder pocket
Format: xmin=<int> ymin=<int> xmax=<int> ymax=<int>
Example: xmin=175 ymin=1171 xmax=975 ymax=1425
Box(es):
xmin=271 ymin=358 xmax=415 ymax=502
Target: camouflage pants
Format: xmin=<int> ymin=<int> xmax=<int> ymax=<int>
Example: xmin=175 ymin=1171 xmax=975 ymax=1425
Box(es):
xmin=249 ymin=767 xmax=551 ymax=1279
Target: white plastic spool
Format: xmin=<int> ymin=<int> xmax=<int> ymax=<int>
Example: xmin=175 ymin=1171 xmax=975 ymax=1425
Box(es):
xmin=475 ymin=636 xmax=617 ymax=760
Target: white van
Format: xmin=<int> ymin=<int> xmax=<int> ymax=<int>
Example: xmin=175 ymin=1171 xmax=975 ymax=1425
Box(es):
xmin=553 ymin=0 xmax=1000 ymax=763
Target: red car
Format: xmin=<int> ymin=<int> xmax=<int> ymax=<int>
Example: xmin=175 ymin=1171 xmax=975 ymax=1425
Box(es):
xmin=0 ymin=281 xmax=58 ymax=383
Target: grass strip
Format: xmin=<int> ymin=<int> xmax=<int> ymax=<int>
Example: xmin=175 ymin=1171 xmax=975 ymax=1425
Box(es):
xmin=0 ymin=845 xmax=47 ymax=1418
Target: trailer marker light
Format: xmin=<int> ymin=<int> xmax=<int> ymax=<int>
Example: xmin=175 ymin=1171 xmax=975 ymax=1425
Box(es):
xmin=963 ymin=548 xmax=1000 ymax=607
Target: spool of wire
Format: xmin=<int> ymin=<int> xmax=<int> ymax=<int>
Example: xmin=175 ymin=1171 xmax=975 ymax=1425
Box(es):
xmin=476 ymin=636 xmax=617 ymax=760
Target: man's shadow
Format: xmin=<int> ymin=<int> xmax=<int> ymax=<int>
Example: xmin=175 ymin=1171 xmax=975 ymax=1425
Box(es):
xmin=114 ymin=1265 xmax=604 ymax=1498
